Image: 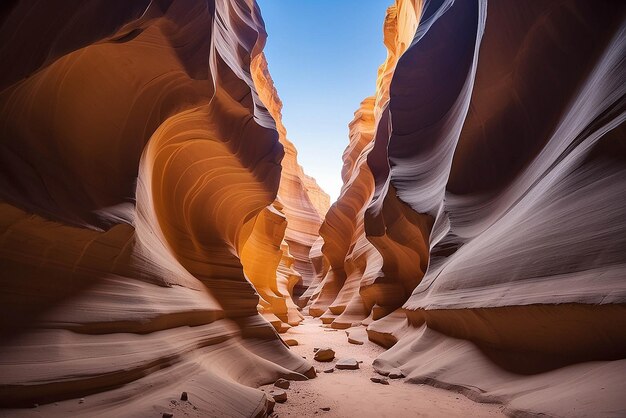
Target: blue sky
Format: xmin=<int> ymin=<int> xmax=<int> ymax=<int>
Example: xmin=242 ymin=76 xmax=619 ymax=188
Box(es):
xmin=257 ymin=0 xmax=390 ymax=203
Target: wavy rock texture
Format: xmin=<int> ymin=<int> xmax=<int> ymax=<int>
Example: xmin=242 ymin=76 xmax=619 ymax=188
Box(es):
xmin=306 ymin=0 xmax=428 ymax=330
xmin=251 ymin=54 xmax=330 ymax=304
xmin=0 ymin=1 xmax=317 ymax=415
xmin=307 ymin=0 xmax=626 ymax=416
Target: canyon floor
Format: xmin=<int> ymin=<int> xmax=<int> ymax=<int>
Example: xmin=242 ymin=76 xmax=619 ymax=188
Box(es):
xmin=261 ymin=317 xmax=505 ymax=418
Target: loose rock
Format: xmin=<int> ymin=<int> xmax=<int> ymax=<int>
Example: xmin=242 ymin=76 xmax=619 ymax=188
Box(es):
xmin=388 ymin=368 xmax=404 ymax=379
xmin=335 ymin=358 xmax=359 ymax=370
xmin=348 ymin=337 xmax=364 ymax=345
xmin=78 ymin=398 xmax=85 ymax=404
xmin=321 ymin=407 xmax=331 ymax=411
xmin=313 ymin=347 xmax=335 ymax=362
xmin=370 ymin=377 xmax=389 ymax=385
xmin=284 ymin=338 xmax=298 ymax=346
xmin=323 ymin=367 xmax=334 ymax=373
xmin=162 ymin=413 xmax=173 ymax=418
xmin=274 ymin=378 xmax=290 ymax=389
xmin=269 ymin=389 xmax=287 ymax=403
xmin=180 ymin=391 xmax=188 ymax=401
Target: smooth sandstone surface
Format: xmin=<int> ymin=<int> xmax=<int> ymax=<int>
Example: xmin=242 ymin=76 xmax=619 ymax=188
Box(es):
xmin=304 ymin=0 xmax=626 ymax=417
xmin=0 ymin=1 xmax=321 ymax=416
xmin=1 ymin=0 xmax=625 ymax=417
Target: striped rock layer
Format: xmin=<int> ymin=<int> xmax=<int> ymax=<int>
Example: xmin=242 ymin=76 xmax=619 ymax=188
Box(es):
xmin=305 ymin=1 xmax=626 ymax=416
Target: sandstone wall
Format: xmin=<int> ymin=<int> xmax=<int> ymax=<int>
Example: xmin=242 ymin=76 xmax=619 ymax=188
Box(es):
xmin=0 ymin=1 xmax=316 ymax=415
xmin=306 ymin=1 xmax=626 ymax=416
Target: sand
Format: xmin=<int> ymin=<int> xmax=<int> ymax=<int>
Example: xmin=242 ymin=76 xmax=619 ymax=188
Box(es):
xmin=261 ymin=317 xmax=504 ymax=418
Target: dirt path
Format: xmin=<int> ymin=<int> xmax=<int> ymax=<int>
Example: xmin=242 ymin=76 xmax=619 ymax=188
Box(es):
xmin=260 ymin=316 xmax=505 ymax=418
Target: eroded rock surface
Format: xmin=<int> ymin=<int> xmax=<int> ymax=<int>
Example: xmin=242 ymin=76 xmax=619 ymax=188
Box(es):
xmin=304 ymin=0 xmax=626 ymax=416
xmin=0 ymin=1 xmax=321 ymax=416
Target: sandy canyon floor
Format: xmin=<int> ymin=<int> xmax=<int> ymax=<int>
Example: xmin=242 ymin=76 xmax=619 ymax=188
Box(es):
xmin=261 ymin=317 xmax=505 ymax=418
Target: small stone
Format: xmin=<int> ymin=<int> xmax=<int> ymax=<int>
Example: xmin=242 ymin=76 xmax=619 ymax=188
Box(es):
xmin=388 ymin=368 xmax=404 ymax=379
xmin=284 ymin=338 xmax=299 ymax=346
xmin=313 ymin=347 xmax=320 ymax=353
xmin=314 ymin=348 xmax=335 ymax=362
xmin=348 ymin=337 xmax=364 ymax=345
xmin=180 ymin=391 xmax=188 ymax=401
xmin=31 ymin=403 xmax=38 ymax=408
xmin=269 ymin=389 xmax=287 ymax=403
xmin=274 ymin=378 xmax=290 ymax=389
xmin=162 ymin=413 xmax=173 ymax=418
xmin=323 ymin=368 xmax=334 ymax=373
xmin=321 ymin=407 xmax=331 ymax=411
xmin=323 ymin=329 xmax=338 ymax=332
xmin=78 ymin=398 xmax=85 ymax=404
xmin=370 ymin=377 xmax=389 ymax=385
xmin=335 ymin=358 xmax=359 ymax=370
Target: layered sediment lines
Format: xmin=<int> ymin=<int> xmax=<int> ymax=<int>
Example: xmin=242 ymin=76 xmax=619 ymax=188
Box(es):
xmin=0 ymin=1 xmax=316 ymax=415
xmin=251 ymin=54 xmax=330 ymax=303
xmin=307 ymin=0 xmax=626 ymax=416
xmin=306 ymin=0 xmax=427 ymax=330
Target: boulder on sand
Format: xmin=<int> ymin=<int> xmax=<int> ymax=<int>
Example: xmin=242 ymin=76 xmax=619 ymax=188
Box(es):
xmin=314 ymin=348 xmax=335 ymax=362
xmin=335 ymin=358 xmax=359 ymax=370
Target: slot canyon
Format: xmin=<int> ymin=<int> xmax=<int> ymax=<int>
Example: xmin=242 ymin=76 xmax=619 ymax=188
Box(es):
xmin=0 ymin=0 xmax=625 ymax=417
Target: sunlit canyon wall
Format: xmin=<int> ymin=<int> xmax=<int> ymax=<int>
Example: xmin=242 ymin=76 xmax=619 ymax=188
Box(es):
xmin=305 ymin=0 xmax=626 ymax=416
xmin=0 ymin=0 xmax=322 ymax=415
xmin=245 ymin=54 xmax=329 ymax=331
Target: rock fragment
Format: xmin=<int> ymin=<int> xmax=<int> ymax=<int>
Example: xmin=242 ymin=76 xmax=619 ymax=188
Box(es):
xmin=180 ymin=391 xmax=188 ymax=401
xmin=348 ymin=336 xmax=364 ymax=345
xmin=370 ymin=377 xmax=389 ymax=385
xmin=335 ymin=358 xmax=359 ymax=370
xmin=313 ymin=347 xmax=335 ymax=362
xmin=388 ymin=369 xmax=404 ymax=379
xmin=274 ymin=378 xmax=290 ymax=389
xmin=269 ymin=389 xmax=287 ymax=403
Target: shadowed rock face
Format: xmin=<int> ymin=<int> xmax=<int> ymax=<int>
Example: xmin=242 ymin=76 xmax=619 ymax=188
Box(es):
xmin=2 ymin=0 xmax=625 ymax=416
xmin=304 ymin=1 xmax=428 ymax=329
xmin=0 ymin=0 xmax=319 ymax=415
xmin=307 ymin=0 xmax=626 ymax=416
xmin=251 ymin=54 xmax=330 ymax=307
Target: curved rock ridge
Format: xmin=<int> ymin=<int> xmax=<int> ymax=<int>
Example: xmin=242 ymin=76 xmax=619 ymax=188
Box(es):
xmin=0 ymin=1 xmax=317 ymax=415
xmin=305 ymin=0 xmax=427 ymax=329
xmin=251 ymin=54 xmax=330 ymax=303
xmin=306 ymin=0 xmax=626 ymax=416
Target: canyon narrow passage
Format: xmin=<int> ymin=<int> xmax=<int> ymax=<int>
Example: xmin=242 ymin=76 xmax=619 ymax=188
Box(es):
xmin=262 ymin=317 xmax=504 ymax=418
xmin=0 ymin=1 xmax=625 ymax=418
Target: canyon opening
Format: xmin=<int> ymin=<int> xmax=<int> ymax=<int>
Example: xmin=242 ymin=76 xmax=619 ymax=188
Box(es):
xmin=1 ymin=1 xmax=625 ymax=418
